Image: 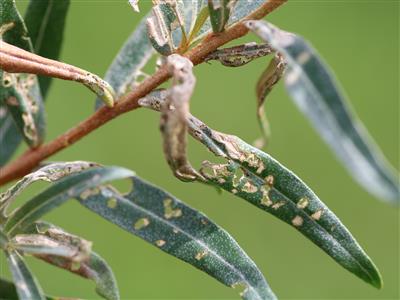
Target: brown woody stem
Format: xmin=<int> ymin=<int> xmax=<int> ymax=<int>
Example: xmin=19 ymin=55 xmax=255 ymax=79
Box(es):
xmin=0 ymin=0 xmax=286 ymax=186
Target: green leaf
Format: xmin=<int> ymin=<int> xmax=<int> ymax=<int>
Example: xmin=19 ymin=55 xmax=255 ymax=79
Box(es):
xmin=95 ymin=15 xmax=154 ymax=109
xmin=4 ymin=166 xmax=134 ymax=236
xmin=246 ymin=20 xmax=399 ymax=203
xmin=0 ymin=161 xmax=97 ymax=217
xmin=139 ymin=90 xmax=383 ymax=289
xmin=0 ymin=103 xmax=20 ymax=166
xmin=77 ymin=177 xmax=276 ymax=300
xmin=22 ymin=221 xmax=119 ymax=300
xmin=24 ymin=0 xmax=71 ymax=97
xmin=0 ymin=277 xmax=19 ymax=300
xmin=208 ymin=0 xmax=230 ymax=33
xmin=0 ymin=0 xmax=46 ymax=148
xmin=5 ymin=250 xmax=46 ymax=300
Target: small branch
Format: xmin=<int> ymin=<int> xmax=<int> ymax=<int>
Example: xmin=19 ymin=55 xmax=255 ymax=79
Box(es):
xmin=0 ymin=0 xmax=286 ymax=186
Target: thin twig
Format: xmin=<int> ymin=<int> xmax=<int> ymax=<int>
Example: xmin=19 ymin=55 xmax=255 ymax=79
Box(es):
xmin=0 ymin=0 xmax=286 ymax=186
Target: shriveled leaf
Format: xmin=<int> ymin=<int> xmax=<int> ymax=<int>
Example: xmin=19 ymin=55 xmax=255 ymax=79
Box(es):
xmin=5 ymin=250 xmax=46 ymax=300
xmin=77 ymin=176 xmax=276 ymax=300
xmin=0 ymin=0 xmax=46 ymax=148
xmin=246 ymin=20 xmax=399 ymax=203
xmin=95 ymin=15 xmax=154 ymax=109
xmin=139 ymin=90 xmax=383 ymax=289
xmin=160 ymin=54 xmax=201 ymax=181
xmin=205 ymin=42 xmax=274 ymax=67
xmin=0 ymin=41 xmax=115 ymax=107
xmin=208 ymin=0 xmax=231 ymax=33
xmin=23 ymin=221 xmax=119 ymax=300
xmin=0 ymin=161 xmax=97 ymax=216
xmin=24 ymin=0 xmax=71 ymax=97
xmin=4 ymin=166 xmax=134 ymax=236
xmin=255 ymin=52 xmax=286 ymax=148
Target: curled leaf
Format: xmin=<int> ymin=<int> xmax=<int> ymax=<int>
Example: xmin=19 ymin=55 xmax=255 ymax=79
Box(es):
xmin=246 ymin=20 xmax=400 ymax=203
xmin=0 ymin=40 xmax=115 ymax=107
xmin=160 ymin=54 xmax=202 ymax=181
xmin=139 ymin=90 xmax=383 ymax=289
xmin=205 ymin=42 xmax=274 ymax=67
xmin=255 ymin=52 xmax=286 ymax=148
xmin=24 ymin=0 xmax=71 ymax=97
xmin=77 ymin=177 xmax=276 ymax=300
xmin=0 ymin=161 xmax=98 ymax=217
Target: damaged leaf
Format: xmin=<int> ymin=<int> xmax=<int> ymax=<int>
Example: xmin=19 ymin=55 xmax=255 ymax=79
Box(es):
xmin=246 ymin=20 xmax=400 ymax=203
xmin=0 ymin=161 xmax=97 ymax=217
xmin=5 ymin=249 xmax=46 ymax=300
xmin=208 ymin=0 xmax=231 ymax=33
xmin=24 ymin=0 xmax=71 ymax=97
xmin=77 ymin=176 xmax=276 ymax=300
xmin=4 ymin=166 xmax=134 ymax=236
xmin=95 ymin=15 xmax=155 ymax=109
xmin=0 ymin=0 xmax=46 ymax=148
xmin=22 ymin=221 xmax=119 ymax=300
xmin=160 ymin=54 xmax=201 ymax=181
xmin=0 ymin=40 xmax=115 ymax=107
xmin=139 ymin=90 xmax=383 ymax=289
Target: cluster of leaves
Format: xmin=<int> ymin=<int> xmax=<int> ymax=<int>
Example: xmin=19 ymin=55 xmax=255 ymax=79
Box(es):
xmin=0 ymin=0 xmax=398 ymax=299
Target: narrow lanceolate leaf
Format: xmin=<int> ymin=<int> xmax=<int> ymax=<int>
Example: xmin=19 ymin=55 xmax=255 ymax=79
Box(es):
xmin=139 ymin=90 xmax=383 ymax=289
xmin=4 ymin=166 xmax=134 ymax=236
xmin=205 ymin=43 xmax=274 ymax=67
xmin=0 ymin=41 xmax=115 ymax=107
xmin=5 ymin=250 xmax=46 ymax=300
xmin=24 ymin=0 xmax=71 ymax=97
xmin=22 ymin=221 xmax=119 ymax=300
xmin=0 ymin=161 xmax=97 ymax=216
xmin=208 ymin=0 xmax=231 ymax=33
xmin=0 ymin=277 xmax=19 ymax=299
xmin=0 ymin=0 xmax=46 ymax=148
xmin=160 ymin=54 xmax=202 ymax=181
xmin=0 ymin=103 xmax=20 ymax=166
xmin=95 ymin=15 xmax=154 ymax=109
xmin=77 ymin=176 xmax=276 ymax=300
xmin=255 ymin=52 xmax=286 ymax=148
xmin=246 ymin=20 xmax=400 ymax=203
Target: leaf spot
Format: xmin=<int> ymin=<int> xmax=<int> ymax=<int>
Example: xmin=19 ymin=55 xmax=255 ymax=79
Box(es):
xmin=292 ymin=215 xmax=303 ymax=227
xmin=134 ymin=218 xmax=150 ymax=230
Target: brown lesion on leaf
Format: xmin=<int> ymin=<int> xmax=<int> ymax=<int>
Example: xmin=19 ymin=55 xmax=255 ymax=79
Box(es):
xmin=311 ymin=209 xmax=323 ymax=221
xmin=292 ymin=215 xmax=303 ymax=227
xmin=296 ymin=197 xmax=309 ymax=209
xmin=155 ymin=239 xmax=166 ymax=247
xmin=134 ymin=218 xmax=150 ymax=230
xmin=163 ymin=198 xmax=182 ymax=219
xmin=195 ymin=249 xmax=209 ymax=261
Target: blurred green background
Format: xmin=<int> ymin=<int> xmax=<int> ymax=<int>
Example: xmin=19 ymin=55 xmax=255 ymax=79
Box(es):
xmin=1 ymin=0 xmax=399 ymax=299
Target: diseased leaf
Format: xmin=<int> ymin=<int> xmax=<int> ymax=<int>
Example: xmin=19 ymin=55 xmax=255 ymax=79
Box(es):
xmin=0 ymin=161 xmax=97 ymax=217
xmin=0 ymin=40 xmax=115 ymax=107
xmin=0 ymin=0 xmax=46 ymax=148
xmin=4 ymin=166 xmax=134 ymax=236
xmin=255 ymin=52 xmax=286 ymax=148
xmin=5 ymin=249 xmax=46 ymax=300
xmin=95 ymin=15 xmax=155 ymax=109
xmin=205 ymin=42 xmax=274 ymax=67
xmin=22 ymin=221 xmax=119 ymax=300
xmin=160 ymin=54 xmax=202 ymax=181
xmin=77 ymin=176 xmax=276 ymax=300
xmin=24 ymin=0 xmax=70 ymax=97
xmin=139 ymin=90 xmax=383 ymax=289
xmin=246 ymin=20 xmax=400 ymax=203
xmin=208 ymin=0 xmax=231 ymax=33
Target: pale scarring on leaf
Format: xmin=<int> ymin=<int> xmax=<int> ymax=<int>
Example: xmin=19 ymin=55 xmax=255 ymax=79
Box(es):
xmin=134 ymin=218 xmax=150 ymax=230
xmin=292 ymin=215 xmax=303 ymax=227
xmin=160 ymin=54 xmax=204 ymax=181
xmin=163 ymin=198 xmax=182 ymax=219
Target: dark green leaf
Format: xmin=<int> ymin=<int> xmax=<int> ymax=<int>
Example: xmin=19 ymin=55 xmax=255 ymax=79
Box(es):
xmin=208 ymin=0 xmax=230 ymax=33
xmin=95 ymin=15 xmax=154 ymax=109
xmin=24 ymin=0 xmax=70 ymax=97
xmin=0 ymin=104 xmax=20 ymax=166
xmin=4 ymin=166 xmax=134 ymax=236
xmin=246 ymin=20 xmax=399 ymax=203
xmin=77 ymin=177 xmax=276 ymax=300
xmin=22 ymin=221 xmax=119 ymax=300
xmin=0 ymin=0 xmax=46 ymax=148
xmin=0 ymin=277 xmax=19 ymax=300
xmin=139 ymin=90 xmax=383 ymax=289
xmin=5 ymin=250 xmax=46 ymax=300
